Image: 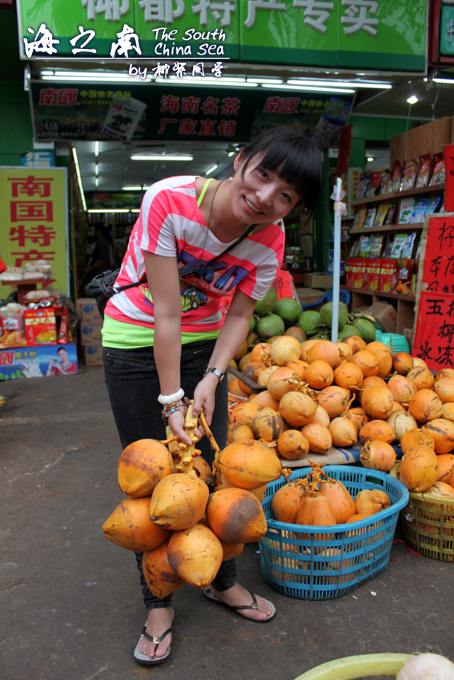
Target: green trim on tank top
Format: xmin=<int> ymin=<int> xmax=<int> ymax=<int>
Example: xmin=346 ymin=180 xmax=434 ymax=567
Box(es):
xmin=101 ymin=314 xmax=220 ymax=349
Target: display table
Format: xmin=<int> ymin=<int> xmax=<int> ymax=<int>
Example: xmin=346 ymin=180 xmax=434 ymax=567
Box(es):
xmin=2 ymin=278 xmax=53 ymax=305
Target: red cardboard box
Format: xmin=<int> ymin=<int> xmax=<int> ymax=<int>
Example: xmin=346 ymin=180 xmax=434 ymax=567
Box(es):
xmin=366 ymin=259 xmax=382 ymax=291
xmin=350 ymin=258 xmax=368 ymax=289
xmin=379 ymin=259 xmax=397 ymax=293
xmin=24 ymin=309 xmax=57 ymax=346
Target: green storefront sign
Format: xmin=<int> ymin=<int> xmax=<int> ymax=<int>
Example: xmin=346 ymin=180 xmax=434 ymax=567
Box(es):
xmin=17 ymin=0 xmax=427 ymax=71
xmin=30 ymin=80 xmax=354 ymax=145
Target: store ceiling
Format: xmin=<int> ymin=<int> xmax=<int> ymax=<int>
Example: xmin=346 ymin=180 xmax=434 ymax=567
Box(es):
xmin=72 ymin=71 xmax=453 ymax=194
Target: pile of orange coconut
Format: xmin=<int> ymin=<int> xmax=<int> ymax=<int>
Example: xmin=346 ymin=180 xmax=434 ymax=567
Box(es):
xmin=227 ymin=334 xmax=454 ymax=499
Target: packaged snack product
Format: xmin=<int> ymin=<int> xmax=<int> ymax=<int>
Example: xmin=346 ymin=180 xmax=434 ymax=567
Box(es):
xmin=366 ymin=171 xmax=383 ymax=197
xmin=351 ymin=258 xmax=368 ymax=288
xmin=415 ymin=154 xmax=431 ymax=188
xmin=370 ymin=234 xmax=384 ymax=258
xmin=391 ymin=161 xmax=401 ymax=192
xmin=393 ymin=259 xmax=413 ymax=295
xmin=379 ymin=168 xmax=393 ymax=195
xmin=390 ymin=234 xmax=408 ymax=259
xmin=401 ymin=159 xmax=418 ymax=190
xmin=367 ymin=259 xmax=382 ymax=291
xmin=354 ymin=173 xmax=370 ymax=200
xmin=359 ymin=234 xmax=372 ymax=257
xmin=24 ymin=309 xmax=57 ymax=346
xmin=410 ymin=196 xmax=427 ymax=223
xmin=363 ymin=207 xmax=377 ymax=228
xmin=352 ymin=205 xmax=368 ymax=230
xmin=424 ymin=194 xmax=442 ymax=216
xmin=374 ymin=204 xmax=389 ymax=226
xmin=398 ymin=197 xmax=415 ymax=224
xmin=349 ymin=239 xmax=361 ymax=257
xmin=429 ymin=152 xmax=445 ymax=185
xmin=0 ymin=305 xmax=27 ymax=347
xmin=384 ymin=204 xmax=397 ymax=225
xmin=379 ymin=259 xmax=397 ymax=292
xmin=401 ymin=232 xmax=417 ymax=259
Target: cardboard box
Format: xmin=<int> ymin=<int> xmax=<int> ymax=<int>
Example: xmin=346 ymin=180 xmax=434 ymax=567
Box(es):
xmin=350 ymin=258 xmax=368 ymax=289
xmin=83 ymin=345 xmax=103 ymax=366
xmin=364 ymin=302 xmax=397 ymax=334
xmin=303 ymin=273 xmax=333 ymax=289
xmin=76 ymin=298 xmax=102 ymax=325
xmin=80 ymin=324 xmax=103 ymax=346
xmin=24 ymin=309 xmax=57 ymax=346
xmin=295 ymin=288 xmax=324 ymax=307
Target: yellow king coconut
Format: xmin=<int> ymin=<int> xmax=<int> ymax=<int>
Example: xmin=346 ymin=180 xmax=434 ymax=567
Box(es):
xmin=361 ymin=385 xmax=394 ymax=420
xmin=279 ymin=391 xmax=317 ymax=427
xmin=316 ymin=386 xmax=351 ymax=420
xmin=207 ymin=488 xmax=268 ymax=543
xmin=218 ymin=439 xmax=282 ymax=489
xmin=167 ymin=524 xmax=223 ymax=590
xmin=103 ymin=496 xmax=170 ymax=552
xmin=422 ymin=419 xmax=454 ymax=454
xmin=277 ymin=430 xmax=310 ymax=460
xmin=149 ymin=473 xmax=209 ymax=530
xmin=399 ymin=445 xmax=439 ymax=493
xmin=270 ymin=335 xmax=302 ymax=366
xmin=387 ymin=410 xmax=418 ymax=442
xmin=251 ymin=406 xmax=285 ymax=442
xmin=117 ymin=439 xmax=174 ymax=498
xmin=355 ymin=489 xmax=391 ymax=515
xmin=142 ymin=541 xmax=186 ymax=599
xmin=408 ymin=389 xmax=443 ymax=423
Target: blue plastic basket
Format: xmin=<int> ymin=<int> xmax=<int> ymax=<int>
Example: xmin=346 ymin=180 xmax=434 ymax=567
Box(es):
xmin=260 ymin=466 xmax=409 ymax=600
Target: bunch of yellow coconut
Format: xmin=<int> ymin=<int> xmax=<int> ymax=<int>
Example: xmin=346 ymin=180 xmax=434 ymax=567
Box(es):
xmin=102 ymin=404 xmax=283 ymax=597
xmin=227 ymin=334 xmax=454 ymax=500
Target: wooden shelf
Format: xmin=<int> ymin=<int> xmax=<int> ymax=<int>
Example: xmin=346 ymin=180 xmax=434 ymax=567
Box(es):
xmin=343 ymin=287 xmax=415 ymax=302
xmin=349 ymin=223 xmax=424 ymax=235
xmin=351 ymin=183 xmax=445 ymax=208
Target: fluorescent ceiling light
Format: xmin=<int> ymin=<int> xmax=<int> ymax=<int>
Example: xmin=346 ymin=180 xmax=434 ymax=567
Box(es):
xmin=367 ymin=157 xmax=375 ymax=162
xmin=131 ymin=154 xmax=193 ymax=161
xmin=72 ymin=147 xmax=86 ymax=211
xmin=228 ymin=151 xmax=235 ymax=157
xmin=88 ymin=208 xmax=131 ymax=213
xmin=95 ymin=163 xmax=99 ymax=177
xmin=41 ymin=69 xmax=153 ymax=83
xmin=131 ymin=209 xmax=140 ymax=212
xmin=95 ymin=141 xmax=99 ymax=157
xmin=95 ymin=177 xmax=99 ymax=187
xmin=206 ymin=163 xmax=218 ymax=175
xmin=122 ymin=186 xmax=143 ymax=191
xmin=287 ymin=78 xmax=391 ymax=89
xmin=262 ymin=83 xmax=355 ymax=94
xmin=407 ymin=95 xmax=419 ymax=104
xmin=433 ymin=78 xmax=454 ymax=85
xmin=247 ymin=77 xmax=283 ymax=84
xmin=163 ymin=78 xmax=257 ymax=88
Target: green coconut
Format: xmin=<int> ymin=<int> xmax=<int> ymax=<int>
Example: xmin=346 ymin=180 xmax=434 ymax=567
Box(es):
xmin=272 ymin=298 xmax=302 ymax=327
xmin=249 ymin=316 xmax=256 ymax=333
xmin=338 ymin=324 xmax=362 ymax=340
xmin=254 ymin=287 xmax=278 ymax=317
xmin=256 ymin=314 xmax=285 ymax=340
xmin=354 ymin=318 xmax=376 ymax=343
xmin=320 ymin=302 xmax=349 ymax=330
xmin=297 ymin=310 xmax=322 ymax=334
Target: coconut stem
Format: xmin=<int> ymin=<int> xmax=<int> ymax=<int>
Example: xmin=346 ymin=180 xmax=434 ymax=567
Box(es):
xmin=340 ymin=395 xmax=356 ymax=419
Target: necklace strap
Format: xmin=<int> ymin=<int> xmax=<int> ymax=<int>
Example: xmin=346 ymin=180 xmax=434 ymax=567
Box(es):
xmin=197 ymin=177 xmax=216 ymax=207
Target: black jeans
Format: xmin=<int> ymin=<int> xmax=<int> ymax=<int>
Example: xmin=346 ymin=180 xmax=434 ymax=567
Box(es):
xmin=103 ymin=339 xmax=236 ymax=610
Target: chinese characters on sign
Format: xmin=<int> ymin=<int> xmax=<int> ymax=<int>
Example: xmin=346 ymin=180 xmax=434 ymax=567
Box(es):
xmin=22 ymin=0 xmax=383 ymax=59
xmin=413 ymin=216 xmax=454 ymax=370
xmin=157 ymin=93 xmax=240 ymax=136
xmin=0 ymin=169 xmax=69 ymax=295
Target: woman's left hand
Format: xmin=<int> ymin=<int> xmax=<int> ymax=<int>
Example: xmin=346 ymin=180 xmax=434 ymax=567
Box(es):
xmin=192 ymin=375 xmax=217 ymax=427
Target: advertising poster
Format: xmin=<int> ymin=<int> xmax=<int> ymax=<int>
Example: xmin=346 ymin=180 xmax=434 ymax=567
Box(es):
xmin=0 ymin=343 xmax=78 ymax=380
xmin=0 ymin=167 xmax=69 ymax=297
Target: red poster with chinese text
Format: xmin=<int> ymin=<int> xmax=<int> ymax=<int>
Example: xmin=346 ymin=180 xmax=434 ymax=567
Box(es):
xmin=420 ymin=215 xmax=454 ymax=295
xmin=413 ymin=291 xmax=454 ymax=371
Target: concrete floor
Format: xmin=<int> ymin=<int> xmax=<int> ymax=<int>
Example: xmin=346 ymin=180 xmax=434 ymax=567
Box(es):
xmin=0 ymin=366 xmax=453 ymax=680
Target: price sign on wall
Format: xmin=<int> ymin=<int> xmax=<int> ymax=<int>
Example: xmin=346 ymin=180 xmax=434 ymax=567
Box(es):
xmin=413 ymin=214 xmax=454 ymax=370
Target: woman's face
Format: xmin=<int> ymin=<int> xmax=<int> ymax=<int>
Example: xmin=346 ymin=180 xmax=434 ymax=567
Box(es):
xmin=58 ymin=348 xmax=68 ymax=361
xmin=230 ymin=153 xmax=302 ymax=225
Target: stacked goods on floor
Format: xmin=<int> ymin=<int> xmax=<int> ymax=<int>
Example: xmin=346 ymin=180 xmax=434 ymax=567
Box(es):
xmin=102 ymin=404 xmax=283 ymax=595
xmin=76 ymin=298 xmax=103 ymax=365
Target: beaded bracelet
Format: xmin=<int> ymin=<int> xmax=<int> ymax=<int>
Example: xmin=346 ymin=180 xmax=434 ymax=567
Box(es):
xmin=161 ymin=400 xmax=182 ymax=422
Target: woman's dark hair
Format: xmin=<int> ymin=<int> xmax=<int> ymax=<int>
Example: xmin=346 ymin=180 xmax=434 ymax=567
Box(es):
xmin=239 ymin=127 xmax=322 ymax=215
xmin=57 ymin=346 xmax=67 ymax=355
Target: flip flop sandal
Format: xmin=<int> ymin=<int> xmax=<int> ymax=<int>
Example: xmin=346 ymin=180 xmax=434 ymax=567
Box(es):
xmin=203 ymin=587 xmax=276 ymax=623
xmin=133 ymin=623 xmax=172 ymax=666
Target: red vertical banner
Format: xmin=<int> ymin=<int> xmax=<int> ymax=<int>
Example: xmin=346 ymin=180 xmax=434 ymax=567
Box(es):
xmin=445 ymin=143 xmax=454 ymax=213
xmin=413 ymin=215 xmax=454 ymax=370
xmin=336 ymin=124 xmax=352 ymax=177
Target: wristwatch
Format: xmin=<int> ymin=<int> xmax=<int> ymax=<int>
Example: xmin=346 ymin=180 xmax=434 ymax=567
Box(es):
xmin=203 ymin=367 xmax=225 ymax=383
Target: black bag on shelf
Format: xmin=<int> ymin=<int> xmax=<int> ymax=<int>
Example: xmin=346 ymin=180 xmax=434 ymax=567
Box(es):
xmin=85 ymin=269 xmax=142 ymax=318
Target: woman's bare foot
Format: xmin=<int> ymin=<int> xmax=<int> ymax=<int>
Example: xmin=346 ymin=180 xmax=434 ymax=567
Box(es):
xmin=139 ymin=607 xmax=174 ymax=659
xmin=209 ymin=583 xmax=275 ymax=622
